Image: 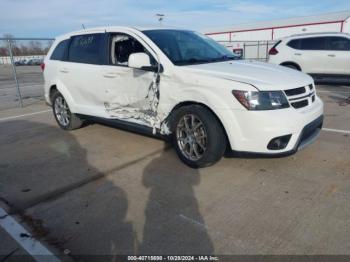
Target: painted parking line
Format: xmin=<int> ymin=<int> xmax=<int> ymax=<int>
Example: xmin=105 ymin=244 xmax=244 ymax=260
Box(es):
xmin=323 ymin=128 xmax=350 ymax=134
xmin=0 ymin=84 xmax=44 ymax=91
xmin=317 ymin=90 xmax=350 ymax=94
xmin=0 ymin=208 xmax=60 ymax=262
xmin=0 ymin=110 xmax=51 ymax=122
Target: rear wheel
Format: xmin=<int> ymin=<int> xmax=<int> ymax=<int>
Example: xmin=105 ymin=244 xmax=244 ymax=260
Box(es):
xmin=171 ymin=105 xmax=226 ymax=168
xmin=282 ymin=63 xmax=300 ymax=71
xmin=52 ymin=91 xmax=84 ymax=130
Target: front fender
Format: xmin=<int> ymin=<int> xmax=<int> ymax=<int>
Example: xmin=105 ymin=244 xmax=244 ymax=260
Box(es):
xmin=159 ymin=86 xmax=242 ymax=150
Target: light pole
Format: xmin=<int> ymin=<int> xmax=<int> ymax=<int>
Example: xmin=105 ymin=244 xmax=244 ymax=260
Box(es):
xmin=156 ymin=14 xmax=165 ymax=26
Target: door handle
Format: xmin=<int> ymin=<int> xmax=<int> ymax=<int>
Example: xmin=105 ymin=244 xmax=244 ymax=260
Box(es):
xmin=294 ymin=53 xmax=302 ymax=56
xmin=103 ymin=72 xmax=118 ymax=78
xmin=328 ymin=54 xmax=336 ymax=57
xmin=59 ymin=68 xmax=69 ymax=73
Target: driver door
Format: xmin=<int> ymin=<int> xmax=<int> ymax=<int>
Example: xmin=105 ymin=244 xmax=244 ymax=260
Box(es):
xmin=101 ymin=33 xmax=159 ymax=127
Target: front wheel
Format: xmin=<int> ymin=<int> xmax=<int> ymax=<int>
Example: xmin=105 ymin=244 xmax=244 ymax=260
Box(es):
xmin=52 ymin=91 xmax=84 ymax=130
xmin=171 ymin=105 xmax=226 ymax=168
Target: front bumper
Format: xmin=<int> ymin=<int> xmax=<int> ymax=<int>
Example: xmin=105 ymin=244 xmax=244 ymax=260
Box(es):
xmin=228 ymin=115 xmax=323 ymax=157
xmin=294 ymin=114 xmax=323 ymax=151
xmin=217 ymin=96 xmax=324 ymax=155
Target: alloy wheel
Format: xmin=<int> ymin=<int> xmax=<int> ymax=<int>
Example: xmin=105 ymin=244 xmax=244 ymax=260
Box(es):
xmin=54 ymin=96 xmax=70 ymax=127
xmin=176 ymin=114 xmax=207 ymax=161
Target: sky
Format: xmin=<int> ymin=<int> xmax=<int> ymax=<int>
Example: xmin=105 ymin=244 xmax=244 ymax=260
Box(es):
xmin=1 ymin=0 xmax=350 ymax=38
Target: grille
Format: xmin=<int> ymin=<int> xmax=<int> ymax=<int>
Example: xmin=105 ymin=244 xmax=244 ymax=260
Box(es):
xmin=284 ymin=87 xmax=306 ymax=96
xmin=291 ymin=100 xmax=308 ymax=109
xmin=284 ymin=84 xmax=314 ymax=109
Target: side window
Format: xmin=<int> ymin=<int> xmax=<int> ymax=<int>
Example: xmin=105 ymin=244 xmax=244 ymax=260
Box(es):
xmin=110 ymin=34 xmax=156 ymax=66
xmin=68 ymin=34 xmax=104 ymax=64
xmin=326 ymin=37 xmax=350 ymax=51
xmin=50 ymin=39 xmax=69 ymax=60
xmin=287 ymin=39 xmax=300 ymax=49
xmin=299 ymin=37 xmax=326 ymax=50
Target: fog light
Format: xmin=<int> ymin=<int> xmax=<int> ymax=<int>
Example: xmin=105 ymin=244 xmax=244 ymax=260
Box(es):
xmin=267 ymin=134 xmax=292 ymax=150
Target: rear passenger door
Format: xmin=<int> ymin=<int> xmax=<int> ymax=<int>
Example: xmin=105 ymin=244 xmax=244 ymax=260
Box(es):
xmin=61 ymin=32 xmax=108 ymax=116
xmin=324 ymin=36 xmax=350 ymax=75
xmin=292 ymin=37 xmax=328 ymax=74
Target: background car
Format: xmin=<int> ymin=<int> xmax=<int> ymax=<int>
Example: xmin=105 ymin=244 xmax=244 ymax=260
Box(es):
xmin=268 ymin=32 xmax=350 ymax=77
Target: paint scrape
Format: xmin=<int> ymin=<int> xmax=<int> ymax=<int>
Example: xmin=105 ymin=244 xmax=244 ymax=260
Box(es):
xmin=104 ymin=72 xmax=172 ymax=135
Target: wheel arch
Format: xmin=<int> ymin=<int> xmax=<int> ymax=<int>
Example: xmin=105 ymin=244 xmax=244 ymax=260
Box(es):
xmin=280 ymin=61 xmax=302 ymax=71
xmin=49 ymin=85 xmax=57 ymax=103
xmin=48 ymin=81 xmax=77 ymax=112
xmin=165 ymin=101 xmax=231 ymax=150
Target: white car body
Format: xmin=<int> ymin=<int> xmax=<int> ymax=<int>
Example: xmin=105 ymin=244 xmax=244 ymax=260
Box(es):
xmin=268 ymin=32 xmax=350 ymax=75
xmin=43 ymin=27 xmax=323 ymax=160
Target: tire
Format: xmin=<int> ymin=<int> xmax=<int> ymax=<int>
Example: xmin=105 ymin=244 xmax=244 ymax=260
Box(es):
xmin=171 ymin=105 xmax=226 ymax=168
xmin=52 ymin=90 xmax=84 ymax=130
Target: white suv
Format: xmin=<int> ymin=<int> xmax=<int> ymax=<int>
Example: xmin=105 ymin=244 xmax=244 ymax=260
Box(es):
xmin=43 ymin=27 xmax=324 ymax=167
xmin=269 ymin=32 xmax=350 ymax=76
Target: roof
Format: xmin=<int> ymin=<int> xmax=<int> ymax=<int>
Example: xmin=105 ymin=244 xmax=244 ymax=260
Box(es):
xmin=55 ymin=26 xmax=187 ymax=40
xmin=288 ymin=32 xmax=350 ymax=38
xmin=204 ymin=10 xmax=350 ymax=34
xmin=277 ymin=32 xmax=350 ymax=41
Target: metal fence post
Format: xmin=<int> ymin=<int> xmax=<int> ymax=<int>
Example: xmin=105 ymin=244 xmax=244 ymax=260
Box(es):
xmin=7 ymin=39 xmax=23 ymax=107
xmin=243 ymin=43 xmax=246 ymax=59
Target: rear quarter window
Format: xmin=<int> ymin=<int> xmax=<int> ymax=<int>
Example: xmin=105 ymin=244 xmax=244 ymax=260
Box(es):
xmin=287 ymin=39 xmax=300 ymax=49
xmin=50 ymin=39 xmax=69 ymax=60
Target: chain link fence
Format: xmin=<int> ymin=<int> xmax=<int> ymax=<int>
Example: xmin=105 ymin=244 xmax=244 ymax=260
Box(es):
xmin=0 ymin=37 xmax=54 ymax=109
xmin=219 ymin=40 xmax=277 ymax=61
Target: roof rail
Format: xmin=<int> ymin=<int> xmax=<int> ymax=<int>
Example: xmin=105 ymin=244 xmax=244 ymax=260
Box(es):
xmin=289 ymin=32 xmax=350 ymax=37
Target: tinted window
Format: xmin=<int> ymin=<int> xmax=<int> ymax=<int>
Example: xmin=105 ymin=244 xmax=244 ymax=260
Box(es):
xmin=50 ymin=39 xmax=69 ymax=60
xmin=327 ymin=37 xmax=350 ymax=51
xmin=68 ymin=34 xmax=104 ymax=64
xmin=287 ymin=39 xmax=300 ymax=49
xmin=300 ymin=37 xmax=326 ymax=50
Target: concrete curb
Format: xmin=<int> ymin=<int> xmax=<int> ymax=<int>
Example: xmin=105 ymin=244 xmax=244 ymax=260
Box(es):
xmin=0 ymin=199 xmax=74 ymax=262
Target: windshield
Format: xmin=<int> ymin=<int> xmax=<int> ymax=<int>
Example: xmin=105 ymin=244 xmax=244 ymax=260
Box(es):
xmin=143 ymin=29 xmax=236 ymax=66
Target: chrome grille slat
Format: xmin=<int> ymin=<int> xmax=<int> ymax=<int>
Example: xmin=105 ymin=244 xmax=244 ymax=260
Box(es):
xmin=284 ymin=84 xmax=314 ymax=109
xmin=288 ymin=92 xmax=315 ymax=101
xmin=285 ymin=86 xmax=306 ymax=96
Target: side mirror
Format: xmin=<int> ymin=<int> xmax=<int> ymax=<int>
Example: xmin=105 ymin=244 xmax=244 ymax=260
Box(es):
xmin=128 ymin=52 xmax=162 ymax=72
xmin=128 ymin=52 xmax=153 ymax=70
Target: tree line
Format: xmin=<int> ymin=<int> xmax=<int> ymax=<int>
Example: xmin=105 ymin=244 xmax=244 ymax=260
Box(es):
xmin=0 ymin=34 xmax=53 ymax=56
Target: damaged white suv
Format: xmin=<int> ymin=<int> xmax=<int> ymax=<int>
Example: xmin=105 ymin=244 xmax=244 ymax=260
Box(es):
xmin=43 ymin=27 xmax=324 ymax=168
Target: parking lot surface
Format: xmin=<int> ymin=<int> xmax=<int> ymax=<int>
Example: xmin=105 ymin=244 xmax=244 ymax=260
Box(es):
xmin=0 ymin=76 xmax=350 ymax=258
xmin=0 ymin=65 xmax=44 ymax=110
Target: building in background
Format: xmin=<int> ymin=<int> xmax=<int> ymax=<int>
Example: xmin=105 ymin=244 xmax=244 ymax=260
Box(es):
xmin=204 ymin=10 xmax=350 ymax=60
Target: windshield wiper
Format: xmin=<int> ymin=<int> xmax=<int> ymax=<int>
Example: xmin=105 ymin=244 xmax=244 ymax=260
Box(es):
xmin=175 ymin=58 xmax=212 ymax=65
xmin=210 ymin=55 xmax=236 ymax=62
xmin=175 ymin=56 xmax=236 ymax=66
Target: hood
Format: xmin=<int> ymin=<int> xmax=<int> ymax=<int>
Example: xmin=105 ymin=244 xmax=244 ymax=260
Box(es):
xmin=181 ymin=60 xmax=313 ymax=91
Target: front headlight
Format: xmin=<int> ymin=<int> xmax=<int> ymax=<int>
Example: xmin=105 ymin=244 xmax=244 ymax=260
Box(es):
xmin=232 ymin=90 xmax=290 ymax=110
